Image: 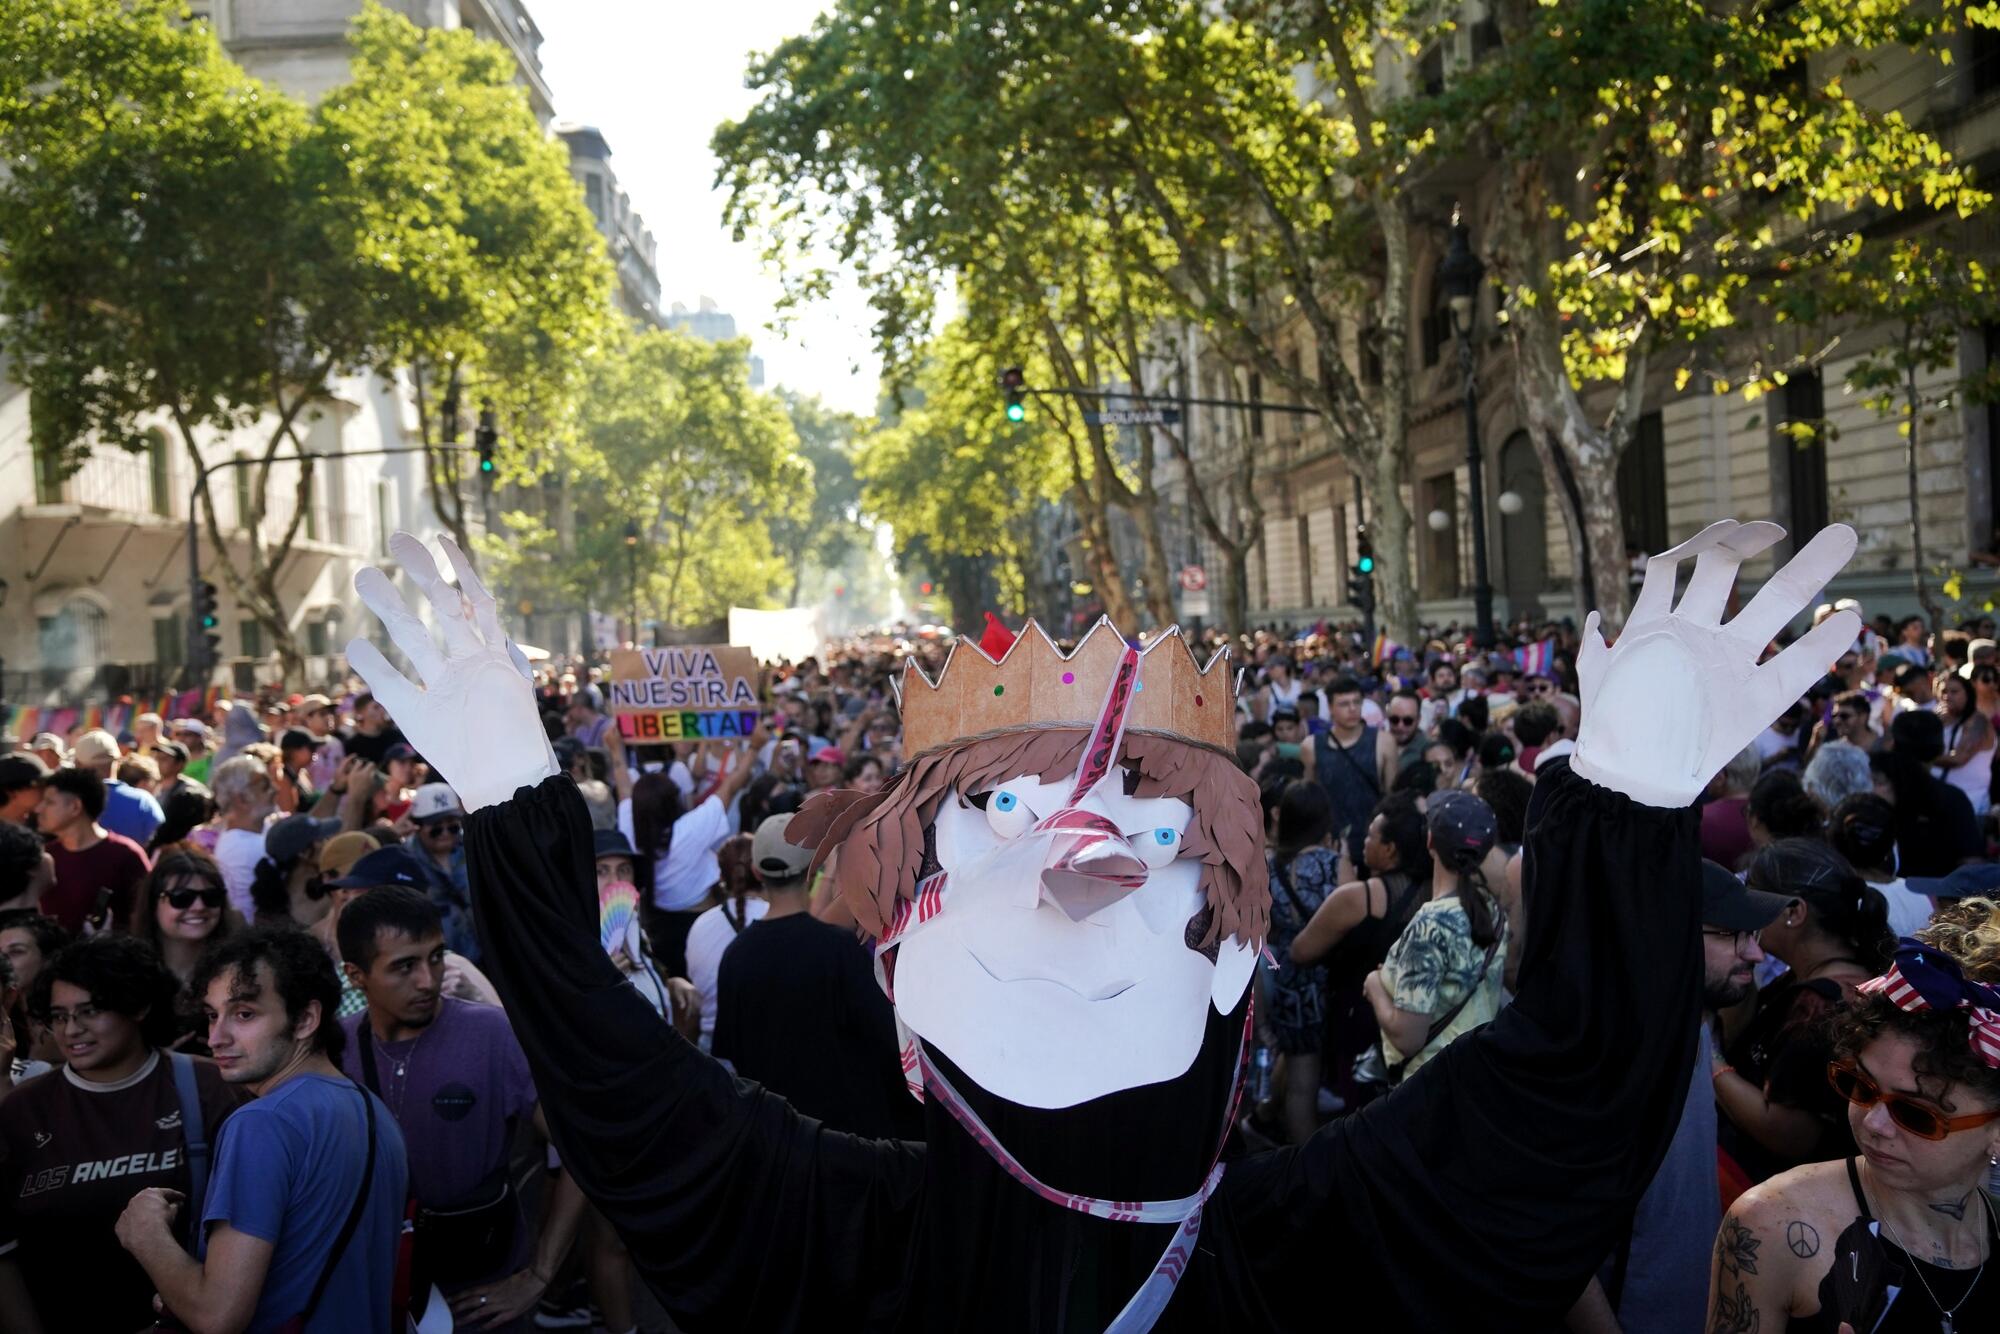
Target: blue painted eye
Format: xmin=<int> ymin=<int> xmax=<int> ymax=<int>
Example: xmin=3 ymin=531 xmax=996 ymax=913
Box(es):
xmin=994 ymin=791 xmax=1018 ymax=812
xmin=984 ymin=788 xmax=1033 ymax=839
xmin=1137 ymin=825 xmax=1182 ymax=869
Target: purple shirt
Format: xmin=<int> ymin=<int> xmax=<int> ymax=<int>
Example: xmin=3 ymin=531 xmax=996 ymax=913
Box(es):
xmin=340 ymin=998 xmax=536 ymax=1216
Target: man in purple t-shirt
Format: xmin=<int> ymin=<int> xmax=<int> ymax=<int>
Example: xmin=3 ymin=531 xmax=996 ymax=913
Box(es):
xmin=35 ymin=769 xmax=150 ymax=934
xmin=335 ymin=886 xmax=585 ymax=1332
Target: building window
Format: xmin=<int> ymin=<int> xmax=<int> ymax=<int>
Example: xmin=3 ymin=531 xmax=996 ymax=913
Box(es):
xmin=148 ymin=429 xmax=172 ymax=517
xmin=1618 ymin=411 xmax=1669 ymax=556
xmin=153 ymin=614 xmax=184 ymax=671
xmin=33 ymin=439 xmax=63 ymax=504
xmin=584 ymin=174 xmax=604 ymax=224
xmin=1296 ymin=514 xmax=1314 ymax=606
xmin=1471 ymin=16 xmax=1503 ymax=60
xmin=1421 ymin=290 xmax=1453 ymax=368
xmin=233 ymin=453 xmax=252 ymax=531
xmin=1360 ymin=325 xmax=1383 ymax=386
xmin=1976 ymin=22 xmax=2000 ymax=98
xmin=1774 ymin=371 xmax=1829 ymax=550
xmin=1419 ymin=45 xmax=1445 ymax=96
xmin=305 ymin=618 xmax=329 ymax=658
xmin=1248 ymin=373 xmax=1264 ymax=439
xmin=38 ymin=600 xmax=108 ymax=681
xmin=240 ymin=618 xmax=263 ymax=660
xmin=1421 ymin=475 xmax=1460 ymax=600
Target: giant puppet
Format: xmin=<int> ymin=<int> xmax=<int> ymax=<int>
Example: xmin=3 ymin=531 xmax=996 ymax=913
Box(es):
xmin=348 ymin=519 xmax=1860 ymax=1332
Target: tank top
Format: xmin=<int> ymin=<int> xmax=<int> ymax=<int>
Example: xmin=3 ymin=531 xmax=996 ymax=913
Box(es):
xmin=1789 ymin=1156 xmax=2000 ymax=1332
xmin=1938 ymin=716 xmax=1994 ymax=814
xmin=1314 ymin=725 xmax=1382 ymax=860
xmin=1323 ymin=870 xmax=1426 ymax=993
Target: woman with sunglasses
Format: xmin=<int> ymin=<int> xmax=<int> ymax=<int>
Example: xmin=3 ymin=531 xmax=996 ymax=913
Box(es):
xmin=1716 ymin=840 xmax=1895 ymax=1185
xmin=1968 ymin=661 xmax=2000 ymax=724
xmin=128 ymin=844 xmax=245 ymax=1051
xmin=1706 ymin=897 xmax=2000 ymax=1332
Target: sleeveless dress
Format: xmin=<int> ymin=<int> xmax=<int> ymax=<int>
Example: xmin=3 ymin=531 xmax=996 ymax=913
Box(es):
xmin=1263 ymin=847 xmax=1338 ymax=1054
xmin=1789 ymin=1156 xmax=2000 ymax=1332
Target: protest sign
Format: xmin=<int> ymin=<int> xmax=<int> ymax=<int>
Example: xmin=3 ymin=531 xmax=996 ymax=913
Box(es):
xmin=609 ymin=646 xmax=761 ymax=743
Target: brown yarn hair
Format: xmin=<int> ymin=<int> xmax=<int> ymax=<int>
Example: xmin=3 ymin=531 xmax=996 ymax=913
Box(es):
xmin=788 ymin=726 xmax=1269 ymax=949
xmin=1833 ymin=896 xmax=2000 ymax=1109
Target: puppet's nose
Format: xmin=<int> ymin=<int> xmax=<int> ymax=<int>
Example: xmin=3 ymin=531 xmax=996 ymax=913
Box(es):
xmin=1037 ymin=810 xmax=1146 ymax=922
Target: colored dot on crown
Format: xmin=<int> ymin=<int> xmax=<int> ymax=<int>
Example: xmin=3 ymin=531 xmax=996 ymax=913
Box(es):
xmin=1195 ymin=694 xmax=1204 ymax=707
xmin=993 ymin=685 xmax=1005 ymax=696
xmin=1061 ymin=672 xmax=1075 ymax=684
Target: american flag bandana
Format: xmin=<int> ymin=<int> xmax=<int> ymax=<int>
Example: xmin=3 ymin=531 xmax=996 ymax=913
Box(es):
xmin=1856 ymin=938 xmax=2000 ymax=1069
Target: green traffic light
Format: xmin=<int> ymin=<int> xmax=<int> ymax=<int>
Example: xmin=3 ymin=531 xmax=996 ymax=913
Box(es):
xmin=1357 ymin=556 xmax=1374 ymax=574
xmin=1005 ymin=402 xmax=1025 ymax=423
xmin=201 ymin=614 xmax=218 ymax=629
xmin=480 ymin=458 xmax=495 ymax=473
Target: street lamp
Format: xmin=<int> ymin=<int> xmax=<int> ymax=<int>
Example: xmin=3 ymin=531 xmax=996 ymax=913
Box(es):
xmin=623 ymin=519 xmax=641 ymax=648
xmin=1441 ymin=212 xmax=1495 ymax=648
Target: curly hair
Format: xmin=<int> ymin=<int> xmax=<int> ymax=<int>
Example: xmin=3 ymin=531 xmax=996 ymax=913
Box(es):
xmin=28 ymin=934 xmax=183 ymax=1049
xmin=1833 ymin=897 xmax=2000 ymax=1109
xmin=188 ymin=924 xmax=345 ymax=1063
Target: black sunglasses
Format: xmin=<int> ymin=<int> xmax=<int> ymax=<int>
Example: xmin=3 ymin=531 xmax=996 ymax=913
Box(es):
xmin=422 ymin=821 xmax=464 ymax=837
xmin=157 ymin=886 xmax=225 ymax=911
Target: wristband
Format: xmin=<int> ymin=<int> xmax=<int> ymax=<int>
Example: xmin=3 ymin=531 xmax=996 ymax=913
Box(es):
xmin=1710 ymin=1065 xmax=1735 ymax=1082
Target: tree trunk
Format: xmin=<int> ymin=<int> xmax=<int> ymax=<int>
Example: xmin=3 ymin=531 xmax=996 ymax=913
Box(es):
xmin=1369 ymin=449 xmax=1418 ymax=644
xmin=1128 ymin=479 xmax=1177 ymax=629
xmin=1905 ymin=354 xmax=1945 ymax=629
xmin=1216 ymin=544 xmax=1250 ymax=640
xmin=1071 ymin=483 xmax=1138 ymax=630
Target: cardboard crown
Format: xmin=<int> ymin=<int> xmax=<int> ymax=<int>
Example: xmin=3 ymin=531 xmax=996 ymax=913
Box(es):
xmin=897 ymin=618 xmax=1238 ymax=757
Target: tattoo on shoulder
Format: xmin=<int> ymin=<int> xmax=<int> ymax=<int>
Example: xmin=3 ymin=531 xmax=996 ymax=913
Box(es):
xmin=1710 ymin=1280 xmax=1762 ymax=1333
xmin=1716 ymin=1216 xmax=1762 ymax=1277
xmin=1786 ymin=1220 xmax=1820 ymax=1259
xmin=1930 ymin=1190 xmax=1971 ymax=1222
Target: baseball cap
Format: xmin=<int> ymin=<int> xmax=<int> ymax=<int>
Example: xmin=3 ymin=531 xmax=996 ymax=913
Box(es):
xmin=317 ymin=831 xmax=379 ymax=880
xmin=149 ymin=739 xmax=189 ymax=765
xmin=30 ymin=732 xmax=70 ymax=761
xmin=0 ymin=753 xmax=50 ymax=789
xmin=808 ymin=743 xmax=846 ymax=767
xmin=1906 ymin=862 xmax=2000 ymax=903
xmin=265 ymin=814 xmax=343 ymax=866
xmin=382 ymin=742 xmax=419 ymax=765
xmin=278 ymin=728 xmax=323 ymax=753
xmin=750 ymin=813 xmax=813 ymax=884
xmin=1701 ymin=859 xmax=1791 ymax=932
xmin=172 ymin=719 xmax=211 ymax=740
xmin=327 ymin=844 xmax=433 ymax=891
xmin=409 ymin=783 xmax=462 ymax=824
xmin=592 ymin=828 xmax=637 ymax=862
xmin=1425 ymin=790 xmax=1498 ymax=862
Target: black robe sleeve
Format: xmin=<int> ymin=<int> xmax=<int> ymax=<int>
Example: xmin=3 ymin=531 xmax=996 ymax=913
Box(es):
xmin=465 ymin=775 xmax=924 ymax=1333
xmin=1210 ymin=761 xmax=1701 ymax=1330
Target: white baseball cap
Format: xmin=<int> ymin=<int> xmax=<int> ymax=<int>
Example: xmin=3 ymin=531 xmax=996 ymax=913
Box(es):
xmin=409 ymin=782 xmax=463 ymax=824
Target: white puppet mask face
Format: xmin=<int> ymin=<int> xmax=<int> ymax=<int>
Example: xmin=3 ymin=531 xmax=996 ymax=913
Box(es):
xmin=888 ymin=766 xmax=1257 ymax=1109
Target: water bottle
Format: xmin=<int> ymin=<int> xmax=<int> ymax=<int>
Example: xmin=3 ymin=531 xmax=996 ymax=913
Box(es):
xmin=1250 ymin=1044 xmax=1276 ymax=1105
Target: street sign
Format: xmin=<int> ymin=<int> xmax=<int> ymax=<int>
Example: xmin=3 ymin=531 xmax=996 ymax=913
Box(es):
xmin=1083 ymin=408 xmax=1181 ymax=426
xmin=1180 ymin=590 xmax=1210 ymax=618
xmin=1177 ymin=564 xmax=1207 ymax=592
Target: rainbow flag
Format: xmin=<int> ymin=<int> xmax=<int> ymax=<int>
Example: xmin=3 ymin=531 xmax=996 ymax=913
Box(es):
xmin=1371 ymin=633 xmax=1406 ymax=668
xmin=1513 ymin=638 xmax=1556 ymax=678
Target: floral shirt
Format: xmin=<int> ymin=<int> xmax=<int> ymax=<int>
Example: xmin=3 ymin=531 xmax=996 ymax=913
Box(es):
xmin=1380 ymin=892 xmax=1505 ymax=1077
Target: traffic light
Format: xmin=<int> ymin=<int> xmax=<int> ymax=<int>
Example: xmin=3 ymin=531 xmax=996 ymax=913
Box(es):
xmin=1346 ymin=527 xmax=1376 ymax=614
xmin=474 ymin=408 xmax=498 ymax=476
xmin=999 ymin=366 xmax=1026 ymax=423
xmin=190 ymin=580 xmax=222 ymax=675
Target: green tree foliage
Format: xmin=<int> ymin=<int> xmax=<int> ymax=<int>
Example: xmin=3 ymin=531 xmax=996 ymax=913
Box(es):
xmin=315 ymin=1 xmax=615 ymax=558
xmin=856 ymin=324 xmax=1068 ymax=632
xmin=0 ymin=0 xmax=334 ymax=680
xmin=771 ymin=389 xmax=870 ymax=605
xmin=1444 ymin=0 xmax=1994 ymax=622
xmin=717 ymin=1 xmax=1499 ymax=640
xmin=484 ymin=328 xmax=806 ymax=636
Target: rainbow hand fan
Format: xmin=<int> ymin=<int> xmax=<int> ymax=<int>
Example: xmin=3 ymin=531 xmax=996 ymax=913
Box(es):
xmin=599 ymin=882 xmax=643 ymax=959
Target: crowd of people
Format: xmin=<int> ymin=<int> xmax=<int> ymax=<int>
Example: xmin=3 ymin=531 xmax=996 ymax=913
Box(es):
xmin=0 ymin=591 xmax=1998 ymax=1331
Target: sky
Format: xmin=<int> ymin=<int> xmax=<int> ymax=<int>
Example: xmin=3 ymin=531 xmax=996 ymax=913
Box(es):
xmin=533 ymin=1 xmax=883 ymax=417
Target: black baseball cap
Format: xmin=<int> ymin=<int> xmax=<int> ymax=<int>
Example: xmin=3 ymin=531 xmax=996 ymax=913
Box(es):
xmin=279 ymin=728 xmax=323 ymax=753
xmin=1426 ymin=790 xmax=1498 ymax=862
xmin=1701 ymin=859 xmax=1791 ymax=932
xmin=593 ymin=828 xmax=637 ymax=862
xmin=0 ymin=753 xmax=51 ymax=790
xmin=326 ymin=845 xmax=432 ymax=891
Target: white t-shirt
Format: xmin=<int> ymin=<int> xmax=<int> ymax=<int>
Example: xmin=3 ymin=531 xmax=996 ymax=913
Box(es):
xmin=618 ymin=794 xmax=734 ymax=913
xmin=1876 ymin=877 xmax=1935 ymax=938
xmin=213 ymin=827 xmax=268 ymax=919
xmin=684 ymin=897 xmax=770 ymax=1051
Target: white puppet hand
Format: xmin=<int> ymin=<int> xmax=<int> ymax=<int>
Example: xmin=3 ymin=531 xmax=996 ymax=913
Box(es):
xmin=1569 ymin=519 xmax=1859 ymax=809
xmin=344 ymin=532 xmax=558 ymax=814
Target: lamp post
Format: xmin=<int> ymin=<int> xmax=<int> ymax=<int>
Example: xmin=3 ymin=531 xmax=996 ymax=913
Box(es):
xmin=1441 ymin=214 xmax=1495 ymax=648
xmin=623 ymin=519 xmax=641 ymax=648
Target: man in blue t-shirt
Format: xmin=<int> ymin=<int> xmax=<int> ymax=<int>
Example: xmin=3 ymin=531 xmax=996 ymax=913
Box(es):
xmin=72 ymin=730 xmax=164 ymax=846
xmin=115 ymin=925 xmax=406 ymax=1334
